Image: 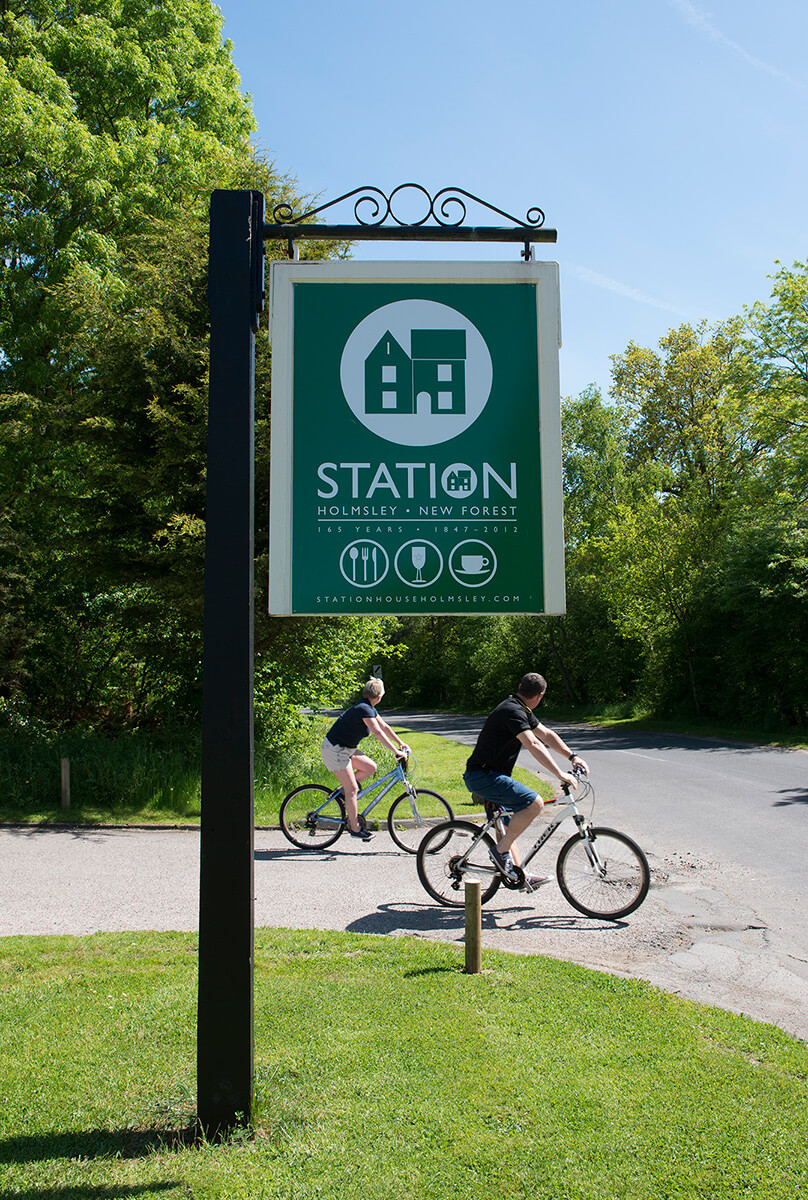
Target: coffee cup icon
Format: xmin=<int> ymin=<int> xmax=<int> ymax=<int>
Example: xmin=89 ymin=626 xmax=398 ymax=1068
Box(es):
xmin=450 ymin=540 xmax=497 ymax=587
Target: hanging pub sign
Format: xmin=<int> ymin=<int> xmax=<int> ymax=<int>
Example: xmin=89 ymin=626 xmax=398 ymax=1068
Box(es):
xmin=268 ymin=261 xmax=565 ymax=616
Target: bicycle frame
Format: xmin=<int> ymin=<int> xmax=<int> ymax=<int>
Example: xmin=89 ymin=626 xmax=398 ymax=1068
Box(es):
xmin=500 ymin=795 xmax=590 ymax=871
xmin=311 ymin=761 xmax=410 ymax=829
xmin=463 ymin=788 xmax=596 ymax=881
xmin=416 ymin=771 xmax=650 ymax=917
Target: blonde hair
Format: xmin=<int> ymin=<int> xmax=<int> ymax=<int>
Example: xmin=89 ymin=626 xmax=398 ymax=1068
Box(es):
xmin=363 ymin=677 xmax=385 ymax=701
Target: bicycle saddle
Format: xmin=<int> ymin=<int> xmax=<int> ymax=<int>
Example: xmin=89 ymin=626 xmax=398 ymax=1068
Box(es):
xmin=483 ymin=799 xmax=511 ymax=819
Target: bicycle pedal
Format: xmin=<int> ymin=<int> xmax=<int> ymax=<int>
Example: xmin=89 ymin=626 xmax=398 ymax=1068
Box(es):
xmin=521 ymin=874 xmax=551 ymax=893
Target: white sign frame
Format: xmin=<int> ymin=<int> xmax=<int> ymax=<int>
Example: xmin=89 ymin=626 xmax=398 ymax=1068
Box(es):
xmin=268 ymin=260 xmax=565 ymax=616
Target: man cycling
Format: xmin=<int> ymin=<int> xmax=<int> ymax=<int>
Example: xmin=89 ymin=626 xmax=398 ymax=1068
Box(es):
xmin=463 ymin=672 xmax=589 ymax=890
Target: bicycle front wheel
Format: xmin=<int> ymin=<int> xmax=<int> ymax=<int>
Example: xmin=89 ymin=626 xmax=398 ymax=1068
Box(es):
xmin=388 ymin=789 xmax=453 ymax=853
xmin=556 ymin=826 xmax=650 ymax=919
xmin=416 ymin=820 xmax=501 ymax=908
xmin=279 ymin=785 xmax=346 ymax=850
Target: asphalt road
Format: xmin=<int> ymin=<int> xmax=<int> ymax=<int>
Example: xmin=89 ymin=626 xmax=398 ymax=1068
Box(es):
xmin=1 ymin=713 xmax=806 ymax=1042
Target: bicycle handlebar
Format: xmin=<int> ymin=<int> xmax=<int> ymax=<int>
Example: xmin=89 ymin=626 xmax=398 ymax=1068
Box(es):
xmin=560 ymin=764 xmax=588 ymax=795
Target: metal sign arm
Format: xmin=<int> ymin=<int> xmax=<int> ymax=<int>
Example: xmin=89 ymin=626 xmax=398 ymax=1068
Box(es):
xmin=263 ymin=184 xmax=557 ymax=261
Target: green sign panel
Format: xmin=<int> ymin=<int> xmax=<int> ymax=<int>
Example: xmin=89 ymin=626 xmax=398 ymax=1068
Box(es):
xmin=268 ymin=262 xmax=565 ymax=615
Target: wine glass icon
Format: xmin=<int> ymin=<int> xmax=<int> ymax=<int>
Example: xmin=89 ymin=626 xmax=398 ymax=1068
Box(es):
xmin=411 ymin=545 xmax=426 ymax=583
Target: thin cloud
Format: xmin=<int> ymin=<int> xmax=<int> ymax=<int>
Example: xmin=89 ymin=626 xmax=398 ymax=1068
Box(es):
xmin=566 ymin=263 xmax=691 ymax=317
xmin=669 ymin=0 xmax=804 ymax=90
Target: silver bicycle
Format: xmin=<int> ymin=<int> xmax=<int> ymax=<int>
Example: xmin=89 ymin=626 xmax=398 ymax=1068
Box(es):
xmin=416 ymin=767 xmax=650 ymax=919
xmin=279 ymin=754 xmax=452 ymax=853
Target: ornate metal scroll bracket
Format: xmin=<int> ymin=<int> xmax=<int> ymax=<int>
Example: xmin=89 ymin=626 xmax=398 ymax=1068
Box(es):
xmin=264 ymin=184 xmax=556 ymax=260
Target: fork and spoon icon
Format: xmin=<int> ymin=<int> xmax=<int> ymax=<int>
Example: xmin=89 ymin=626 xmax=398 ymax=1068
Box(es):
xmin=349 ymin=544 xmax=377 ymax=583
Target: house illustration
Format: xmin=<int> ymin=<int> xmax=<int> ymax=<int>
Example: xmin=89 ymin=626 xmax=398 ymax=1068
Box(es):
xmin=364 ymin=329 xmax=467 ymax=415
xmin=444 ymin=468 xmax=473 ymax=493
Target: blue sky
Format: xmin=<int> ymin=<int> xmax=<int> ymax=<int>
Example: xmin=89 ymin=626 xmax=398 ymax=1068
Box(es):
xmin=215 ymin=0 xmax=807 ymax=400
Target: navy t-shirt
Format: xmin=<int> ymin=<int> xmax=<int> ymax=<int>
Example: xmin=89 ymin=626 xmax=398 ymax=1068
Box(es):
xmin=466 ymin=694 xmax=539 ymax=775
xmin=326 ymin=701 xmax=378 ymax=749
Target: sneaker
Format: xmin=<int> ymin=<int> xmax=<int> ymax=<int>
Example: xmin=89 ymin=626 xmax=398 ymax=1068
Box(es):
xmin=488 ymin=845 xmax=517 ymax=879
xmin=521 ymin=874 xmax=552 ymax=892
xmin=348 ymin=826 xmax=373 ymax=842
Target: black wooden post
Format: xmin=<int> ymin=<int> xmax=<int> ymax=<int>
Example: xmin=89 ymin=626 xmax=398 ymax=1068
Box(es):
xmin=197 ymin=189 xmax=264 ymax=1136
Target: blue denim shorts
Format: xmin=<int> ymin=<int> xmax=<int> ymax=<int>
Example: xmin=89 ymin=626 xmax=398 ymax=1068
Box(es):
xmin=463 ymin=768 xmax=538 ymax=813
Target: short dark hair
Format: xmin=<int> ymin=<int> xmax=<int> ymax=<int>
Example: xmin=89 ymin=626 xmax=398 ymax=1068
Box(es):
xmin=517 ymin=672 xmax=546 ymax=700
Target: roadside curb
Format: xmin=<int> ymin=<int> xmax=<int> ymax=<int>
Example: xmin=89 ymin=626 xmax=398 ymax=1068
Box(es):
xmin=0 ymin=821 xmax=279 ymax=832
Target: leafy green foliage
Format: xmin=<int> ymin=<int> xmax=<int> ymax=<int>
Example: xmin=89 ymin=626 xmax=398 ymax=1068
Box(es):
xmin=0 ymin=0 xmax=395 ymax=738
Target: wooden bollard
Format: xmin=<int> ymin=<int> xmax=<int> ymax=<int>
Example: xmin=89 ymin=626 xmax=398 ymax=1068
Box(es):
xmin=60 ymin=758 xmax=70 ymax=810
xmin=464 ymin=879 xmax=482 ymax=974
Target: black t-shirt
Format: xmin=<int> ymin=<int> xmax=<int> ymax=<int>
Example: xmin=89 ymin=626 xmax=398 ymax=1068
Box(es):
xmin=466 ymin=694 xmax=540 ymax=775
xmin=326 ymin=701 xmax=378 ymax=749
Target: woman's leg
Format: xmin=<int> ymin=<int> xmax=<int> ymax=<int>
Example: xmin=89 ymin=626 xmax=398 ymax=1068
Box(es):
xmin=333 ymin=753 xmax=376 ymax=833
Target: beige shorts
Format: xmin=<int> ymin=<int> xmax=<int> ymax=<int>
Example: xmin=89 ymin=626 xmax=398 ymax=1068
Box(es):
xmin=321 ymin=737 xmax=356 ymax=773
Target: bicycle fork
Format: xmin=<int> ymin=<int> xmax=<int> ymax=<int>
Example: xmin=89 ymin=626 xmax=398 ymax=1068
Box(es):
xmin=575 ymin=818 xmax=608 ymax=878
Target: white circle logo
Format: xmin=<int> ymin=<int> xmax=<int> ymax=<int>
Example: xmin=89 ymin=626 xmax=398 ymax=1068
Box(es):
xmin=339 ymin=300 xmax=493 ymax=446
xmin=449 ymin=539 xmax=497 ymax=587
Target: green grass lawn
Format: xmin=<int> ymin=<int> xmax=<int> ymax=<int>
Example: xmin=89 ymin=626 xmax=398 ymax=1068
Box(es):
xmin=0 ymin=724 xmax=553 ymax=828
xmin=1 ymin=928 xmax=806 ymax=1199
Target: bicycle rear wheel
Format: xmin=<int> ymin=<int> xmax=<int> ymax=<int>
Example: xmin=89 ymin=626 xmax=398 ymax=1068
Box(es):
xmin=279 ymin=785 xmax=346 ymax=850
xmin=387 ymin=789 xmax=453 ymax=853
xmin=556 ymin=826 xmax=649 ymax=919
xmin=416 ymin=820 xmax=501 ymax=908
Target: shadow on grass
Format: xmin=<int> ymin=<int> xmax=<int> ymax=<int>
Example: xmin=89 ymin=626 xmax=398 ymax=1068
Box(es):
xmin=0 ymin=1186 xmax=178 ymax=1199
xmin=0 ymin=1126 xmax=193 ymax=1167
xmin=403 ymin=965 xmax=460 ymax=977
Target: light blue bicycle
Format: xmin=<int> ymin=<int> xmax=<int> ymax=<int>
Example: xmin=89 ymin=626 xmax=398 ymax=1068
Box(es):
xmin=279 ymin=754 xmax=453 ymax=853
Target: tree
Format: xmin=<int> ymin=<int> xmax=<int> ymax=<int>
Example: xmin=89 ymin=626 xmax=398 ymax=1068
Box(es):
xmin=0 ymin=0 xmax=256 ymax=720
xmin=698 ymin=514 xmax=808 ymax=726
xmin=0 ymin=0 xmax=255 ymax=392
xmin=562 ymin=385 xmax=634 ymax=546
xmin=611 ymin=320 xmax=766 ymax=514
xmin=597 ymin=320 xmax=772 ymax=714
xmin=558 ymin=387 xmax=648 ymax=706
xmin=0 ymin=1 xmax=393 ymax=730
xmin=744 ymin=259 xmax=808 ymax=507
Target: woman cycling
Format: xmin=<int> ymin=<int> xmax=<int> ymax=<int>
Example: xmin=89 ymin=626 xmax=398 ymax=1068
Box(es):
xmin=321 ymin=678 xmax=410 ymax=842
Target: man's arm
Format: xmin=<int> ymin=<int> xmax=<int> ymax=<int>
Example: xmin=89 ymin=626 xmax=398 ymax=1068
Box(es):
xmin=534 ymin=722 xmax=589 ymax=774
xmin=517 ymin=729 xmax=577 ymax=787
